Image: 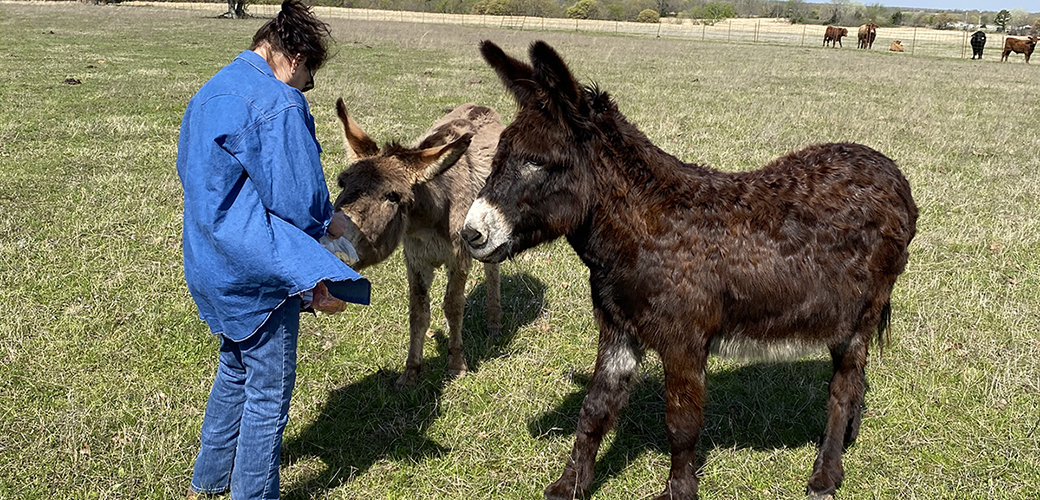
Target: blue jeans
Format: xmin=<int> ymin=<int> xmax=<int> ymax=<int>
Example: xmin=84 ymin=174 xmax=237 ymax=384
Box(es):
xmin=190 ymin=297 xmax=301 ymax=499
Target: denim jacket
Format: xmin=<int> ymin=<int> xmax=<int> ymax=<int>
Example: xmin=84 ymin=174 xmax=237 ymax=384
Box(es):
xmin=177 ymin=51 xmax=369 ymax=341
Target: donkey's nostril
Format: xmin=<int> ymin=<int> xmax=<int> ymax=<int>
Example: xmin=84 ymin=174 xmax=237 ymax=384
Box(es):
xmin=461 ymin=226 xmax=486 ymax=248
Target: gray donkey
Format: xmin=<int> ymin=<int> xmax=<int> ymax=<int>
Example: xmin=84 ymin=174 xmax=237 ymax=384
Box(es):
xmin=332 ymin=98 xmax=503 ymax=386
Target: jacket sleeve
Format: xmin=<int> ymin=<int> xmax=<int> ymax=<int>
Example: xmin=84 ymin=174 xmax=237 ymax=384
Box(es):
xmin=229 ymin=105 xmax=332 ymax=239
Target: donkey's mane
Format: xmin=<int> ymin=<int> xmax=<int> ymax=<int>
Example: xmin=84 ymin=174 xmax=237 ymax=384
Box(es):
xmin=579 ymin=83 xmax=712 ymax=196
xmin=380 ymin=141 xmax=410 ymax=156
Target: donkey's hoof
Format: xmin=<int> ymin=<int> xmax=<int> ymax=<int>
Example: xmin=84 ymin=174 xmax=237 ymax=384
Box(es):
xmin=807 ymin=482 xmax=836 ymax=500
xmin=543 ymin=479 xmax=580 ymax=500
xmin=396 ymin=369 xmax=419 ymax=388
xmin=651 ymin=478 xmax=698 ymax=500
xmin=447 ymin=354 xmax=468 ymax=379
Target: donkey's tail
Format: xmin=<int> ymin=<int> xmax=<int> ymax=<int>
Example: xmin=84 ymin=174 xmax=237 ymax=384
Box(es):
xmin=876 ymin=301 xmax=892 ymax=355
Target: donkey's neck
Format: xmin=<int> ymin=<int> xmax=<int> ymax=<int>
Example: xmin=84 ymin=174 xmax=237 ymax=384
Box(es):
xmin=567 ymin=119 xmax=720 ymax=270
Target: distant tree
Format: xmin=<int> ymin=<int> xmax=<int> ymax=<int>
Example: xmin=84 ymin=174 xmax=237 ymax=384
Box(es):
xmin=566 ymin=0 xmax=600 ymax=19
xmin=471 ymin=0 xmax=512 ymax=15
xmin=658 ymin=0 xmax=685 ymax=16
xmin=890 ymin=10 xmax=903 ymax=26
xmin=908 ymin=11 xmax=929 ymax=27
xmin=433 ymin=0 xmax=479 ymax=13
xmin=783 ymin=0 xmax=807 ymax=24
xmin=827 ymin=0 xmax=849 ymax=25
xmin=932 ymin=12 xmax=956 ymax=30
xmin=514 ymin=0 xmax=561 ymax=16
xmin=863 ymin=2 xmax=886 ymax=24
xmin=994 ymin=9 xmax=1010 ymax=32
xmin=221 ymin=0 xmax=247 ymax=18
xmin=636 ymin=7 xmax=660 ymax=22
xmin=622 ymin=0 xmax=658 ymax=21
xmin=1010 ymin=8 xmax=1030 ymax=30
xmin=979 ymin=14 xmax=989 ymax=29
xmin=701 ymin=1 xmax=735 ymax=23
xmin=605 ymin=3 xmax=624 ymax=20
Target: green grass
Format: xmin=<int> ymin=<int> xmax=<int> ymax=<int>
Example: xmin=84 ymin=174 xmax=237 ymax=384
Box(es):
xmin=1 ymin=2 xmax=1039 ymax=499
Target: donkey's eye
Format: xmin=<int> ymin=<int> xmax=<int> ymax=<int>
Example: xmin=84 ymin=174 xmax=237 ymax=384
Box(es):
xmin=520 ymin=161 xmax=543 ymax=176
xmin=385 ymin=191 xmax=401 ymax=204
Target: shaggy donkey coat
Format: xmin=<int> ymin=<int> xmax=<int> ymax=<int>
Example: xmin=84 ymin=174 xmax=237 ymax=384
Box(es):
xmin=333 ymin=100 xmax=503 ymax=386
xmin=463 ymin=41 xmax=917 ymax=500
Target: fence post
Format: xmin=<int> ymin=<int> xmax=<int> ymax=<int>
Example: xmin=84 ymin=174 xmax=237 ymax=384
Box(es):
xmin=702 ymin=22 xmax=706 ymax=40
xmin=754 ymin=20 xmax=759 ymax=43
xmin=657 ymin=21 xmax=662 ymax=38
xmin=801 ymin=25 xmax=805 ymax=46
xmin=961 ymin=29 xmax=966 ymax=58
xmin=727 ymin=19 xmax=731 ymax=41
xmin=911 ymin=28 xmax=916 ymax=55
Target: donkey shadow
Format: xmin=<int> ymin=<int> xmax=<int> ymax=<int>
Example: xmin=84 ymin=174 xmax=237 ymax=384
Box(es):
xmin=282 ymin=272 xmax=546 ymax=499
xmin=529 ymin=359 xmax=840 ymax=496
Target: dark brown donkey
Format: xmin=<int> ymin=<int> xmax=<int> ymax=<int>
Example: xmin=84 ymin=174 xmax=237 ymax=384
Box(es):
xmin=463 ymin=41 xmax=917 ymax=500
xmin=333 ymin=99 xmax=503 ymax=387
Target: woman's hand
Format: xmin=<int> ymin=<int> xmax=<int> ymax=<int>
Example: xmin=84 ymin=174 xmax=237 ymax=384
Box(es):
xmin=311 ymin=281 xmax=347 ymax=314
xmin=326 ymin=211 xmax=349 ymax=239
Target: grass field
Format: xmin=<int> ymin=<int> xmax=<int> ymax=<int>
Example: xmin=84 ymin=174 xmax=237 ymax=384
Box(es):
xmin=1 ymin=2 xmax=1039 ymax=499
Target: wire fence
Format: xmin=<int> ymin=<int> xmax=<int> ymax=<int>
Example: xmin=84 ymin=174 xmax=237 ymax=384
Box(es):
xmin=126 ymin=1 xmax=1027 ymax=61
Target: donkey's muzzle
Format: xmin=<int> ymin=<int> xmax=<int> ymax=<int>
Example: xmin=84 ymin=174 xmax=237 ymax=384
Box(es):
xmin=461 ymin=226 xmax=487 ymax=249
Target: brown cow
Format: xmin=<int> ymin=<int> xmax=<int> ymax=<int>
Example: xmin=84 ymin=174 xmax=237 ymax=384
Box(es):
xmin=1001 ymin=36 xmax=1038 ymax=63
xmin=858 ymin=23 xmax=878 ymax=49
xmin=824 ymin=26 xmax=848 ymax=48
xmin=890 ymin=40 xmax=904 ymax=52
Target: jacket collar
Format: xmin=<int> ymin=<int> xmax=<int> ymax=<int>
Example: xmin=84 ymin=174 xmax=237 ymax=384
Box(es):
xmin=237 ymin=50 xmax=276 ymax=79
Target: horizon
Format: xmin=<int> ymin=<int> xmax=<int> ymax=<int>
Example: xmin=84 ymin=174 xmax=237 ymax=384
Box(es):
xmin=807 ymin=1 xmax=1036 ymax=14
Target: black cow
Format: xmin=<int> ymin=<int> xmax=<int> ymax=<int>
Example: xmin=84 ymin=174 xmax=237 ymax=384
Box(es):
xmin=971 ymin=31 xmax=986 ymax=59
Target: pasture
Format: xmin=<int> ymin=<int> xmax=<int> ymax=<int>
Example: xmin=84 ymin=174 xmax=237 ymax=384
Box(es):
xmin=1 ymin=2 xmax=1038 ymax=499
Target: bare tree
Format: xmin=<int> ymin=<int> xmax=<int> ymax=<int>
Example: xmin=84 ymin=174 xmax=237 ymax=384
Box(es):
xmin=827 ymin=0 xmax=849 ymax=25
xmin=222 ymin=0 xmax=248 ymax=19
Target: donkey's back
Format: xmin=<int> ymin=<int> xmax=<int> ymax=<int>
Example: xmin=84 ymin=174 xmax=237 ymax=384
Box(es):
xmin=677 ymin=142 xmax=916 ymax=358
xmin=410 ymin=104 xmax=503 ymax=244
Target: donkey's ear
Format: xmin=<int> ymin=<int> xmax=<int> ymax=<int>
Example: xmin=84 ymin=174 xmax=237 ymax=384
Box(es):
xmin=529 ymin=41 xmax=583 ymax=110
xmin=411 ymin=133 xmax=473 ymax=184
xmin=336 ymin=98 xmax=379 ymax=159
xmin=528 ymin=41 xmax=590 ymax=130
xmin=480 ymin=41 xmax=539 ymax=108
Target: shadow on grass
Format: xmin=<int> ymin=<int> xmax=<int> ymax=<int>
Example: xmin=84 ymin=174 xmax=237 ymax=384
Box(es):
xmin=282 ymin=272 xmax=546 ymax=499
xmin=528 ymin=359 xmax=840 ymax=496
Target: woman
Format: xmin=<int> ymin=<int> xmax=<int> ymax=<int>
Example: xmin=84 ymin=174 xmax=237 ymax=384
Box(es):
xmin=176 ymin=1 xmax=369 ymax=498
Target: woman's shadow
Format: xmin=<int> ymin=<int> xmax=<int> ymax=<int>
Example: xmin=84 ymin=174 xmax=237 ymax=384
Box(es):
xmin=528 ymin=358 xmax=841 ymax=497
xmin=282 ymin=272 xmax=546 ymax=499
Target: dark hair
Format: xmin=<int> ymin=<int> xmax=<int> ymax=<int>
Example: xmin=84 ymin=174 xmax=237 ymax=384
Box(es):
xmin=250 ymin=0 xmax=332 ymax=71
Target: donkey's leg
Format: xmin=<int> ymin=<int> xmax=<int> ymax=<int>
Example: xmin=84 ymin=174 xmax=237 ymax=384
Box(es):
xmin=544 ymin=323 xmax=642 ymax=500
xmin=399 ymin=259 xmax=435 ymax=387
xmin=652 ymin=345 xmax=708 ymax=500
xmin=807 ymin=335 xmax=869 ymax=499
xmin=483 ymin=262 xmax=502 ymax=337
xmin=443 ymin=255 xmax=472 ymax=378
